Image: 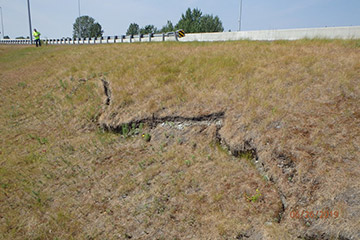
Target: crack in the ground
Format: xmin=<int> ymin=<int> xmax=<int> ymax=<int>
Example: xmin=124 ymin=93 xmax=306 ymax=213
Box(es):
xmin=101 ymin=111 xmax=225 ymax=133
xmin=100 ymin=108 xmax=288 ymax=224
xmin=97 ymin=82 xmax=292 ymax=233
xmin=101 ymin=79 xmax=111 ymax=106
xmin=214 ymin=130 xmax=288 ymax=224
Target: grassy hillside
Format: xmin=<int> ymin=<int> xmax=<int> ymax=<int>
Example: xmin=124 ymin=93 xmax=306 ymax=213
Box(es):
xmin=0 ymin=40 xmax=359 ymax=239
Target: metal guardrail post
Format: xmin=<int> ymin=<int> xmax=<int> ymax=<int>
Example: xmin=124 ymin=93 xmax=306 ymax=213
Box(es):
xmin=114 ymin=36 xmax=118 ymax=43
xmin=162 ymin=33 xmax=165 ymax=42
xmin=93 ymin=37 xmax=96 ymax=44
xmin=174 ymin=31 xmax=178 ymax=41
xmin=130 ymin=35 xmax=132 ymax=43
xmin=139 ymin=34 xmax=141 ymax=42
xmin=149 ymin=34 xmax=151 ymax=42
xmin=121 ymin=35 xmax=124 ymax=43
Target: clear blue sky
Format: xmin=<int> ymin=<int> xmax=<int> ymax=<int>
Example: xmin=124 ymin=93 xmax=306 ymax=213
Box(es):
xmin=1 ymin=0 xmax=360 ymax=39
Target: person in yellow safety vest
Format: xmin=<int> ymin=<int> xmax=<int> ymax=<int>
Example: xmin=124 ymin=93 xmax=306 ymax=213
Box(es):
xmin=33 ymin=29 xmax=41 ymax=47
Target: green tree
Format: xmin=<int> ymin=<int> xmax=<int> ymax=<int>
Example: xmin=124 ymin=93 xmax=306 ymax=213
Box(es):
xmin=90 ymin=23 xmax=103 ymax=38
xmin=160 ymin=20 xmax=174 ymax=33
xmin=73 ymin=16 xmax=103 ymax=38
xmin=126 ymin=23 xmax=140 ymax=35
xmin=175 ymin=8 xmax=203 ymax=33
xmin=199 ymin=14 xmax=224 ymax=32
xmin=140 ymin=25 xmax=158 ymax=34
xmin=4 ymin=36 xmax=10 ymax=39
xmin=175 ymin=8 xmax=224 ymax=33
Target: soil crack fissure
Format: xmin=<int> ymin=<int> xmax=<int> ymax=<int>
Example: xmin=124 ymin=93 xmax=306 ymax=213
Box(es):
xmin=99 ymin=109 xmax=287 ymax=224
xmin=101 ymin=111 xmax=225 ymax=133
xmin=101 ymin=79 xmax=112 ymax=106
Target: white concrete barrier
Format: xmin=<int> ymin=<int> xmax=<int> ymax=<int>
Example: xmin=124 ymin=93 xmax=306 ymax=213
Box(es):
xmin=179 ymin=26 xmax=360 ymax=42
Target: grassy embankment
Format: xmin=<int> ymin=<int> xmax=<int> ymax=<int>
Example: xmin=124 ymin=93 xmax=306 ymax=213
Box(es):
xmin=0 ymin=40 xmax=359 ymax=239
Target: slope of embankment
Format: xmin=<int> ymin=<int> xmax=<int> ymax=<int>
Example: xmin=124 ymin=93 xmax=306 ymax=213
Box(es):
xmin=0 ymin=40 xmax=359 ymax=239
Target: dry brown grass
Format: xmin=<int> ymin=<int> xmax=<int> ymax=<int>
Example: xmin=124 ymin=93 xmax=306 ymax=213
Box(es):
xmin=0 ymin=39 xmax=359 ymax=239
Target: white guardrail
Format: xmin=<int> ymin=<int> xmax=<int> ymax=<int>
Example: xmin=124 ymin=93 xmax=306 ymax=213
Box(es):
xmin=0 ymin=31 xmax=180 ymax=45
xmin=1 ymin=26 xmax=360 ymax=45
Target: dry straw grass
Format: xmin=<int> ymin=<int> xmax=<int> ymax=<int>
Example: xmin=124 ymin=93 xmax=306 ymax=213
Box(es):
xmin=0 ymin=39 xmax=359 ymax=239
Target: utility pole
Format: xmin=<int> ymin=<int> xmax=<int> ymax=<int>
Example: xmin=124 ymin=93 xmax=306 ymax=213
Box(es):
xmin=238 ymin=0 xmax=243 ymax=31
xmin=0 ymin=7 xmax=4 ymax=39
xmin=27 ymin=0 xmax=33 ymax=44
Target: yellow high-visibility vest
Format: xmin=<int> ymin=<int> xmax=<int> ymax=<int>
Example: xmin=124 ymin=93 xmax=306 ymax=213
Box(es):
xmin=33 ymin=31 xmax=41 ymax=40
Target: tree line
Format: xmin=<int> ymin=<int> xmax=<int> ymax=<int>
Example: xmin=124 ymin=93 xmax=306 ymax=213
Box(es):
xmin=73 ymin=8 xmax=224 ymax=39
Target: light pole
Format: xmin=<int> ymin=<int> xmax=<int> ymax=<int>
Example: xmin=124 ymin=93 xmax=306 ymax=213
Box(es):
xmin=27 ymin=0 xmax=33 ymax=44
xmin=0 ymin=7 xmax=4 ymax=39
xmin=238 ymin=0 xmax=243 ymax=31
xmin=78 ymin=0 xmax=81 ymax=38
xmin=78 ymin=0 xmax=81 ymax=17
